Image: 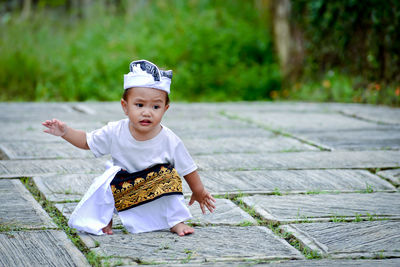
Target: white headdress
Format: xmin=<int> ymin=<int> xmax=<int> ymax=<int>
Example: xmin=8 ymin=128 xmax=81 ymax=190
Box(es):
xmin=123 ymin=60 xmax=172 ymax=94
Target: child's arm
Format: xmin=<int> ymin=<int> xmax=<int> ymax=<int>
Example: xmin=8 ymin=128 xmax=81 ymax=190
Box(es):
xmin=42 ymin=119 xmax=89 ymax=150
xmin=184 ymin=170 xmax=216 ymax=214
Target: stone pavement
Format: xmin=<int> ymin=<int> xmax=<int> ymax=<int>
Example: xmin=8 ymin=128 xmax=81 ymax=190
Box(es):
xmin=0 ymin=101 xmax=399 ymax=266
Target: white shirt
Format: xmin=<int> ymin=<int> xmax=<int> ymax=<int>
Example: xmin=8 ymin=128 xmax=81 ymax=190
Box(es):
xmin=86 ymin=119 xmax=197 ymax=177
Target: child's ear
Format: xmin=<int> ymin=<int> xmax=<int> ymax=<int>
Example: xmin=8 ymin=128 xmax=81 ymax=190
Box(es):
xmin=121 ymin=99 xmax=128 ymax=115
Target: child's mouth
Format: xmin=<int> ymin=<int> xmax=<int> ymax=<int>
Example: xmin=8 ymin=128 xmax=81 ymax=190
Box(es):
xmin=139 ymin=120 xmax=151 ymax=126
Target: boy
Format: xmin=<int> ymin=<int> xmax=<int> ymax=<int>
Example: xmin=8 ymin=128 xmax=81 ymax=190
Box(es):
xmin=42 ymin=60 xmax=215 ymax=236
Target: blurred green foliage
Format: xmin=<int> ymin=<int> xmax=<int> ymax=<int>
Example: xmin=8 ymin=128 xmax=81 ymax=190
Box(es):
xmin=287 ymin=0 xmax=400 ymax=106
xmin=1 ymin=0 xmax=399 ymax=105
xmin=0 ymin=0 xmax=280 ymax=102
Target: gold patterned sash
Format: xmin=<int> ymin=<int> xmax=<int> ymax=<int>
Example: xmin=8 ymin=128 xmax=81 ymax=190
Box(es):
xmin=110 ymin=164 xmax=183 ymax=212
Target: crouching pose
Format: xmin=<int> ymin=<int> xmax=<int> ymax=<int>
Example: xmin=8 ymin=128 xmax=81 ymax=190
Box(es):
xmin=42 ymin=59 xmax=215 ymax=236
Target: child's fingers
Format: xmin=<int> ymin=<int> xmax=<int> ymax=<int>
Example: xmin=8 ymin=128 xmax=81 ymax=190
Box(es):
xmin=206 ymin=200 xmax=215 ymax=213
xmin=200 ymin=203 xmax=206 ymax=214
xmin=188 ymin=195 xmax=195 ymax=206
xmin=42 ymin=121 xmax=52 ymax=127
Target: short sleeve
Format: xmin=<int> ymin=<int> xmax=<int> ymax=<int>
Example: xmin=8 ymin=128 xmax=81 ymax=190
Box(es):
xmin=86 ymin=122 xmax=114 ymax=157
xmin=173 ymin=140 xmax=197 ymax=177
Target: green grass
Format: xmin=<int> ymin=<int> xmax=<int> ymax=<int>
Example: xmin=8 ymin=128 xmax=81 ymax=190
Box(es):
xmin=278 ymin=71 xmax=400 ymax=106
xmin=0 ymin=1 xmax=280 ymax=102
xmin=20 ymin=177 xmax=103 ymax=267
xmin=268 ymin=223 xmax=322 ymax=260
xmin=272 ymin=187 xmax=282 ymax=196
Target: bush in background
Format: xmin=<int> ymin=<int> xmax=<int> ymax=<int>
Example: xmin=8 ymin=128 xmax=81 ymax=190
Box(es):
xmin=286 ymin=0 xmax=400 ymax=106
xmin=0 ymin=0 xmax=280 ymax=102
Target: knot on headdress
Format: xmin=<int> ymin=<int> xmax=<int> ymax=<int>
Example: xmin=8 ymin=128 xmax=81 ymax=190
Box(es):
xmin=123 ymin=60 xmax=172 ymax=94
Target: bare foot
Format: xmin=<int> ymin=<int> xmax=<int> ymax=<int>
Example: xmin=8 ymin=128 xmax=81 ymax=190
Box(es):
xmin=102 ymin=220 xmax=113 ymax=235
xmin=170 ymin=222 xmax=194 ymax=236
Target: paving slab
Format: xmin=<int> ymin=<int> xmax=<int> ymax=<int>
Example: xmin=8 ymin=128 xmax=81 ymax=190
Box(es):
xmin=0 ymin=179 xmax=56 ymax=229
xmin=56 ymin=198 xmax=256 ymax=228
xmin=79 ymin=227 xmax=304 ymax=264
xmin=241 ymin=192 xmax=400 ymax=223
xmin=0 ymin=230 xmax=89 ymax=267
xmin=0 ymin=142 xmax=93 ymax=160
xmin=0 ymin=136 xmax=315 ymax=160
xmin=280 ymin=220 xmax=400 ymax=259
xmin=224 ymin=111 xmax=380 ymax=132
xmin=0 ymin=102 xmax=77 ymax=122
xmin=223 ymin=107 xmax=400 ymax=150
xmin=0 ymin=120 xmax=105 ymax=143
xmin=296 ymin=127 xmax=400 ymax=151
xmin=183 ymin=136 xmax=317 ymax=154
xmin=172 ymin=127 xmax=273 ymax=139
xmin=158 ymin=258 xmax=400 ymax=267
xmin=377 ymin=168 xmax=400 ymax=186
xmin=335 ymin=103 xmax=400 ymax=125
xmin=199 ymin=169 xmax=395 ymax=194
xmin=265 ymin=259 xmax=400 ymax=267
xmin=0 ymin=158 xmax=108 ymax=178
xmin=195 ymin=151 xmax=400 ymax=171
xmin=164 ymin=118 xmax=264 ymax=138
xmin=181 ymin=199 xmax=258 ymax=226
xmin=34 ymin=173 xmax=99 ymax=201
xmin=34 ymin=169 xmax=394 ymax=203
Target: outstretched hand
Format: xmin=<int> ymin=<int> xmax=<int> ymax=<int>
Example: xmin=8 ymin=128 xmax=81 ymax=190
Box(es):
xmin=42 ymin=119 xmax=68 ymax=137
xmin=189 ymin=188 xmax=216 ymax=214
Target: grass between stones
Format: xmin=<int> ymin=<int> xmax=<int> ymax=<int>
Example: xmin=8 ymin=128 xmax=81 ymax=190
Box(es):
xmin=227 ymin=192 xmax=322 ymax=260
xmin=369 ymin=167 xmax=400 ymax=189
xmin=229 ymin=189 xmax=398 ymax=260
xmin=218 ymin=110 xmax=331 ymax=152
xmin=20 ymin=177 xmax=103 ymax=267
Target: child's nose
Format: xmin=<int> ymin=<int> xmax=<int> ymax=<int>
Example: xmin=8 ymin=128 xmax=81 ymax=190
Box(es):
xmin=142 ymin=108 xmax=151 ymax=116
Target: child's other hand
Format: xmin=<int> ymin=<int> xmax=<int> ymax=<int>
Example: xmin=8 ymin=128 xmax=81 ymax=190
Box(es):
xmin=42 ymin=119 xmax=68 ymax=136
xmin=189 ymin=189 xmax=216 ymax=214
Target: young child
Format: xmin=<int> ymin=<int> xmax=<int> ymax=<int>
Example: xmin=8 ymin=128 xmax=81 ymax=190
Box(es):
xmin=42 ymin=59 xmax=215 ymax=236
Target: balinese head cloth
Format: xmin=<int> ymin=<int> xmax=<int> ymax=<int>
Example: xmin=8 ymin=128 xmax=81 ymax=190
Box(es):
xmin=123 ymin=60 xmax=172 ymax=94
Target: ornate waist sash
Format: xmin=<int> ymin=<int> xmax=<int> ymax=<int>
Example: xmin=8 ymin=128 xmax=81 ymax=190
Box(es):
xmin=110 ymin=164 xmax=183 ymax=212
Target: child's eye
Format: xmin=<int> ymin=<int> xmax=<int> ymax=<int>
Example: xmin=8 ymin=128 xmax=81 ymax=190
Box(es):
xmin=135 ymin=103 xmax=143 ymax=107
xmin=153 ymin=105 xmax=160 ymax=109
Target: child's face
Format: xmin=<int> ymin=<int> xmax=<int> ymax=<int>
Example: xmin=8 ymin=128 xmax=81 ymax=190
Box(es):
xmin=121 ymin=87 xmax=169 ymax=140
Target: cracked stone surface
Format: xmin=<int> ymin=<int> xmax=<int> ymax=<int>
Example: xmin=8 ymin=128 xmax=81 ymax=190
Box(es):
xmin=0 ymin=142 xmax=93 ymax=160
xmin=1 ymin=101 xmax=399 ymax=265
xmin=198 ymin=169 xmax=395 ymax=194
xmin=159 ymin=258 xmax=400 ymax=267
xmin=241 ymin=192 xmax=400 ymax=223
xmin=377 ymin=168 xmax=400 ymax=186
xmin=79 ymin=227 xmax=304 ymax=263
xmin=280 ymin=220 xmax=400 ymax=259
xmin=194 ymin=151 xmax=400 ymax=171
xmin=34 ymin=169 xmax=395 ymax=202
xmin=0 ymin=179 xmax=56 ymax=229
xmin=0 ymin=158 xmax=108 ymax=178
xmin=0 ymin=230 xmax=90 ymax=267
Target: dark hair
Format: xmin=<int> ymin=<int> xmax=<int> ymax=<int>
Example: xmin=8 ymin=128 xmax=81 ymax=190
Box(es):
xmin=122 ymin=88 xmax=170 ymax=106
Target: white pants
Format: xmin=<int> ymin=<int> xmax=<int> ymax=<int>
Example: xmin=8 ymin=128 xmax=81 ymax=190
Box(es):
xmin=68 ymin=166 xmax=192 ymax=235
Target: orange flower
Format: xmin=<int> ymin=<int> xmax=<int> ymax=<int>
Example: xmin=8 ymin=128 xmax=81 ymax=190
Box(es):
xmin=395 ymin=87 xmax=400 ymax=96
xmin=270 ymin=90 xmax=279 ymax=99
xmin=322 ymin=80 xmax=331 ymax=88
xmin=282 ymin=89 xmax=289 ymax=97
xmin=374 ymin=83 xmax=381 ymax=91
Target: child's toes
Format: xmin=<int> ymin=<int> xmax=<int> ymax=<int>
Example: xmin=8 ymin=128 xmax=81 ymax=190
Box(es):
xmin=184 ymin=228 xmax=194 ymax=235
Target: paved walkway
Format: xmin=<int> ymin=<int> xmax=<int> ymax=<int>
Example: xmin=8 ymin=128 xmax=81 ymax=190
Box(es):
xmin=0 ymin=102 xmax=399 ymax=266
